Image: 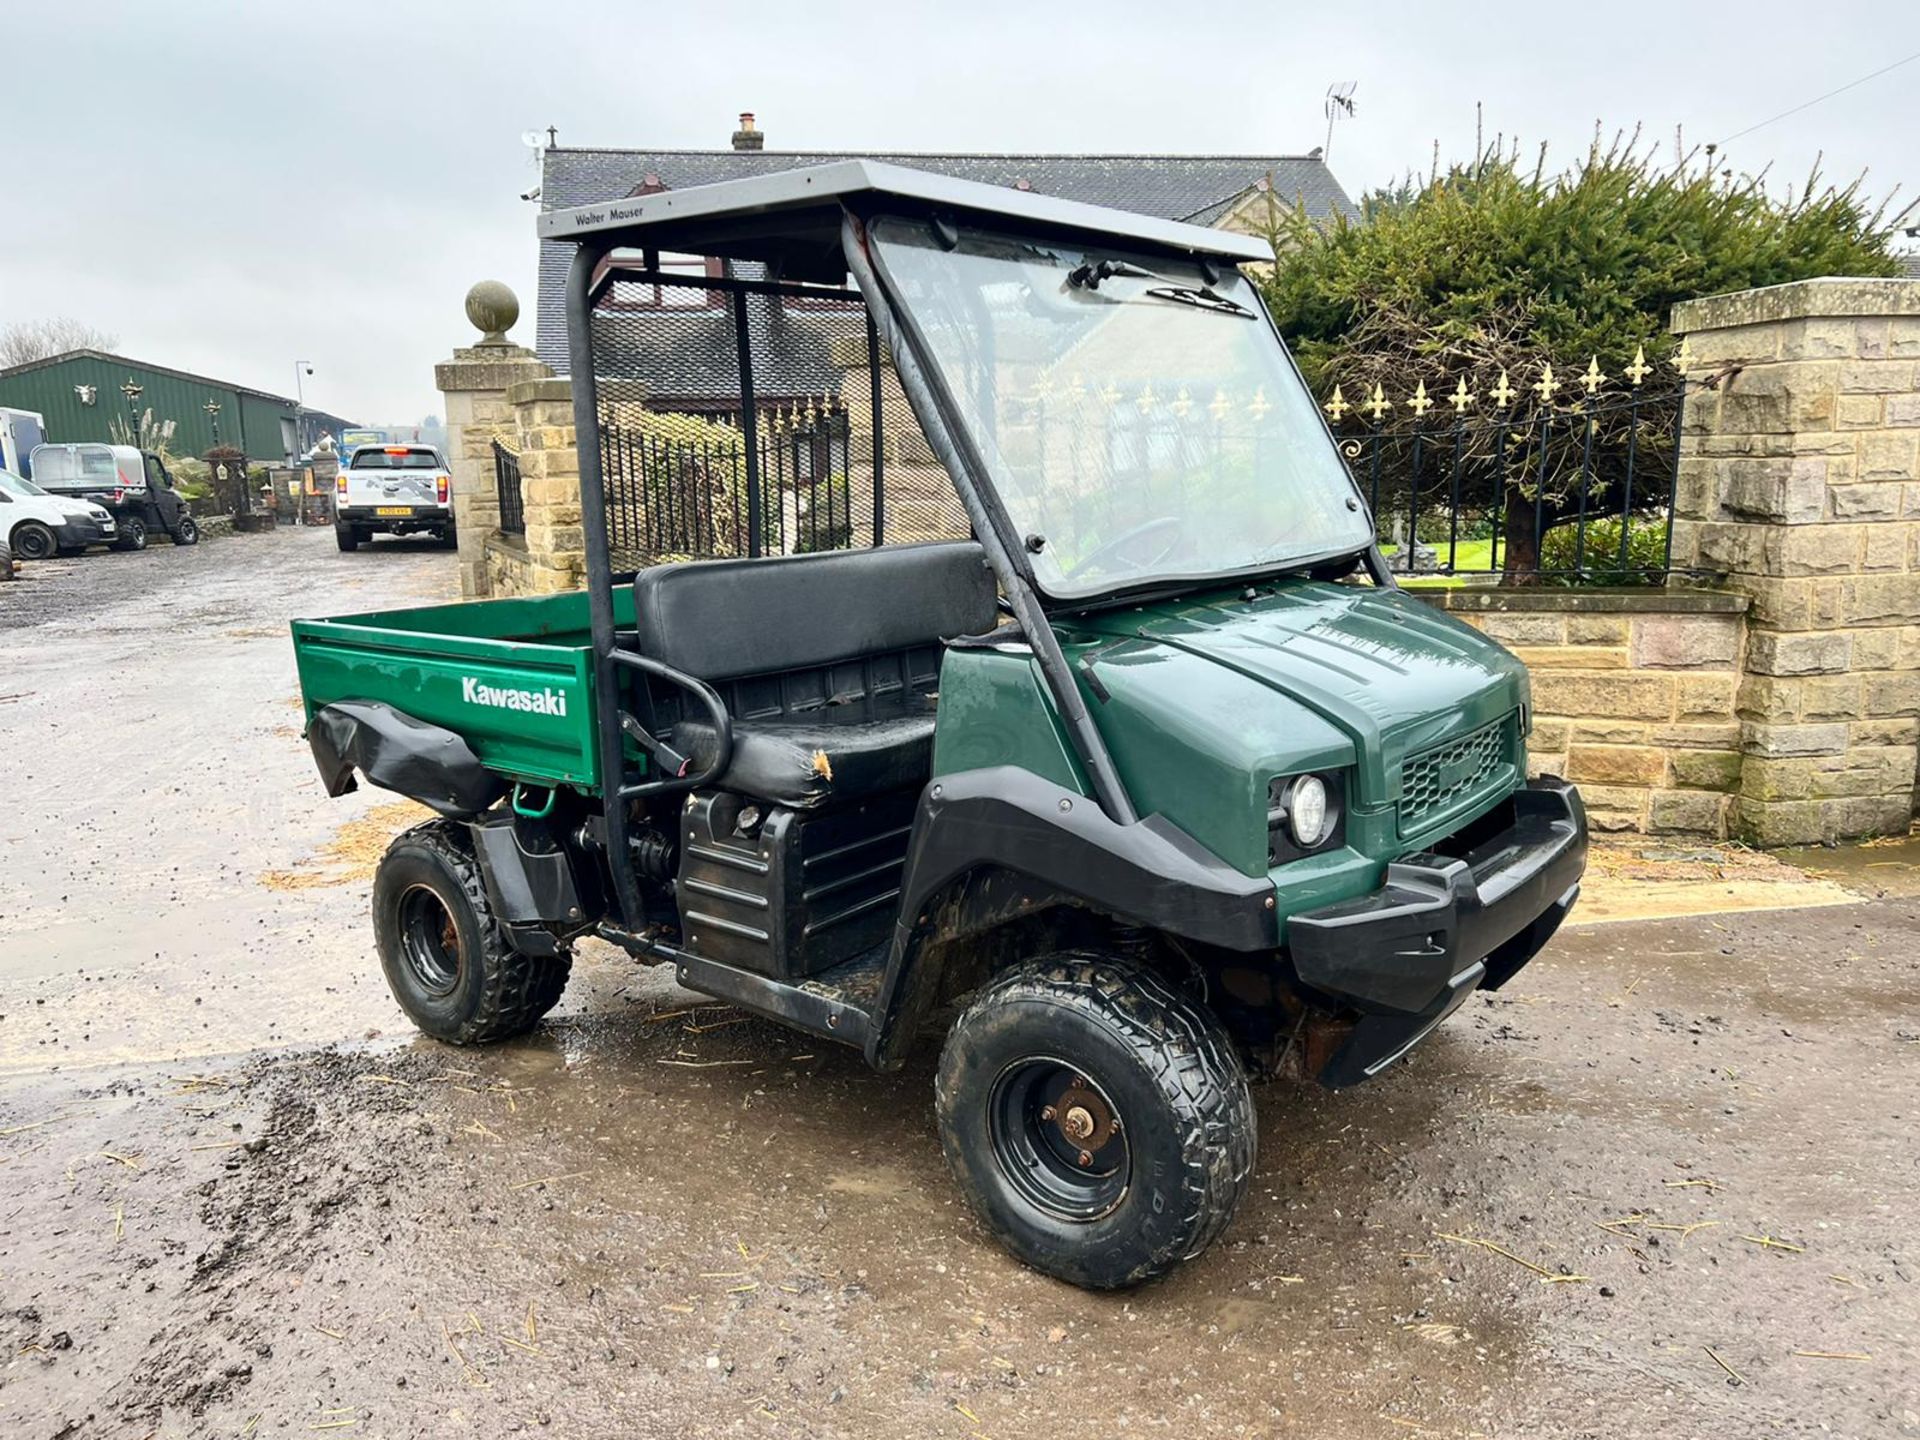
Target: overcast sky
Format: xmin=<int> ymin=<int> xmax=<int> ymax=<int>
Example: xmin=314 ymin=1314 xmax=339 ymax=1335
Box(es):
xmin=4 ymin=2 xmax=1914 ymax=425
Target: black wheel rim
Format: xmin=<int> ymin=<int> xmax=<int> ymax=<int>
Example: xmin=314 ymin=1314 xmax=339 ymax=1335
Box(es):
xmin=988 ymin=1058 xmax=1130 ymax=1223
xmin=397 ymin=885 xmax=462 ymax=997
xmin=15 ymin=528 xmax=52 ymax=559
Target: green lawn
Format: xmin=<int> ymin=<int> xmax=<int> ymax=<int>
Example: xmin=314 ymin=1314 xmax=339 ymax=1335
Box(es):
xmin=1379 ymin=537 xmax=1496 ymax=588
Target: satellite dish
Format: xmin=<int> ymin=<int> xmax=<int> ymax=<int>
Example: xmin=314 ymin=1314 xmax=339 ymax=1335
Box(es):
xmin=521 ymin=130 xmax=545 ymax=151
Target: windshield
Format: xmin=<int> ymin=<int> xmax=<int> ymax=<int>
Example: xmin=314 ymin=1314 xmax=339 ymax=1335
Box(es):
xmin=0 ymin=470 xmax=50 ymax=498
xmin=352 ymin=448 xmax=442 ymax=470
xmin=872 ymin=220 xmax=1371 ymax=600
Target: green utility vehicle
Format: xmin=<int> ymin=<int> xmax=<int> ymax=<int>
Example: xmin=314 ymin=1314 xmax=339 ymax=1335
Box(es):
xmin=290 ymin=163 xmax=1586 ymax=1289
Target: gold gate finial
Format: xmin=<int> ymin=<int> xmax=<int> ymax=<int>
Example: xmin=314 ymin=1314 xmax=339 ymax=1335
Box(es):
xmin=1624 ymin=344 xmax=1652 ymax=386
xmin=1674 ymin=337 xmax=1693 ymax=373
xmin=1171 ymin=385 xmax=1193 ymax=418
xmin=1362 ymin=382 xmax=1390 ymax=422
xmin=1324 ymin=385 xmax=1350 ymax=422
xmin=1408 ymin=379 xmax=1434 ymax=418
xmin=1248 ymin=385 xmax=1272 ymax=421
xmin=1533 ymin=363 xmax=1559 ymax=403
xmin=1582 ymin=357 xmax=1605 ymax=395
xmin=1449 ymin=378 xmax=1476 ymax=414
xmin=1490 ymin=370 xmax=1516 ymax=407
xmin=1210 ymin=387 xmax=1233 ymax=422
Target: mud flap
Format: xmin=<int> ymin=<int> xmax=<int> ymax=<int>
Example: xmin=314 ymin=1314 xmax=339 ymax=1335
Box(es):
xmin=305 ymin=700 xmax=509 ymax=819
xmin=467 ymin=812 xmax=587 ymax=956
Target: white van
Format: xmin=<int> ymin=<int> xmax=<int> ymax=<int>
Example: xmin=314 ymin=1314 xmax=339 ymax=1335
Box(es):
xmin=0 ymin=467 xmax=118 ymax=560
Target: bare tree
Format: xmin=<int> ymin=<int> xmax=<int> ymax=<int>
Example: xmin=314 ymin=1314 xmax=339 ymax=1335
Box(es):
xmin=0 ymin=318 xmax=120 ymax=369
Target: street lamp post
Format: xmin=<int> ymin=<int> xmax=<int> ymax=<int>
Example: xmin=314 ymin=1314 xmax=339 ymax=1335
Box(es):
xmin=203 ymin=397 xmax=222 ymax=447
xmin=120 ymin=379 xmax=144 ymax=445
xmin=293 ymin=361 xmax=313 ymax=461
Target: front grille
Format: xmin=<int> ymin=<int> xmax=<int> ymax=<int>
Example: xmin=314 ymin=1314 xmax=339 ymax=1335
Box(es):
xmin=1399 ymin=716 xmax=1511 ymax=836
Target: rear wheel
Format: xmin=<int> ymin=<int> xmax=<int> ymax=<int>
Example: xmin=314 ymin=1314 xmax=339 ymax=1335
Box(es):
xmin=11 ymin=521 xmax=56 ymax=561
xmin=936 ymin=953 xmax=1256 ymax=1289
xmin=372 ymin=821 xmax=571 ymax=1044
xmin=172 ymin=515 xmax=200 ymax=546
xmin=111 ymin=515 xmax=148 ymax=552
xmin=335 ymin=523 xmax=359 ymax=552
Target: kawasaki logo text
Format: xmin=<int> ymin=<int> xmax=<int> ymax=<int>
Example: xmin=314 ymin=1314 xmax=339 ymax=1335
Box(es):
xmin=462 ymin=676 xmax=567 ymax=717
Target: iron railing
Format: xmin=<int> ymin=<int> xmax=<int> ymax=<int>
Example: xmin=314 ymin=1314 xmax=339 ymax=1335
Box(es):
xmin=493 ymin=439 xmax=525 ymax=536
xmin=1325 ymin=360 xmax=1695 ymax=585
xmin=599 ymin=403 xmax=858 ymax=565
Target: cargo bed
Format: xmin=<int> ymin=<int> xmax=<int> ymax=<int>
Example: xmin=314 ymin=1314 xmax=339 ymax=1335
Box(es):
xmin=290 ymin=588 xmax=637 ymax=792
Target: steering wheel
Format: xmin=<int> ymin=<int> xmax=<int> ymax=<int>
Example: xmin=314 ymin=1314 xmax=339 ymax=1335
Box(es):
xmin=1063 ymin=515 xmax=1185 ymax=582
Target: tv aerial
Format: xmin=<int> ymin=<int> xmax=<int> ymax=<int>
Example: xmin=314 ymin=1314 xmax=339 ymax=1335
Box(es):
xmin=1323 ymin=83 xmax=1357 ymax=160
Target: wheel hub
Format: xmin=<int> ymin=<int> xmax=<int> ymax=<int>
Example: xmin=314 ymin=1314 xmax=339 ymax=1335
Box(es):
xmin=397 ymin=884 xmax=463 ymax=998
xmin=1044 ymin=1075 xmax=1119 ymax=1162
xmin=990 ymin=1060 xmax=1131 ymax=1222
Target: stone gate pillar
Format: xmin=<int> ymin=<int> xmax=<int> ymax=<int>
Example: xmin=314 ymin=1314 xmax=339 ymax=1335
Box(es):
xmin=1670 ymin=278 xmax=1920 ymax=844
xmin=433 ymin=281 xmax=551 ymax=598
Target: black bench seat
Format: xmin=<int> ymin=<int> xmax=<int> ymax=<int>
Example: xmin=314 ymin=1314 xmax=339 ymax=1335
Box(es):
xmin=630 ymin=542 xmax=997 ymax=809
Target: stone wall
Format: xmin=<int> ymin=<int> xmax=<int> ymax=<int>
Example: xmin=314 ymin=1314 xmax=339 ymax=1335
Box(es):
xmin=435 ymin=341 xmax=551 ymax=599
xmin=1670 ymin=278 xmax=1920 ymax=844
xmin=505 ymin=377 xmax=588 ymax=593
xmin=1421 ymin=590 xmax=1748 ymax=835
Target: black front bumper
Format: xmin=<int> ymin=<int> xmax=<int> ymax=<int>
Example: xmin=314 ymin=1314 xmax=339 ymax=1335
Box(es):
xmin=53 ymin=515 xmax=114 ymax=548
xmin=1289 ymin=778 xmax=1587 ymax=1088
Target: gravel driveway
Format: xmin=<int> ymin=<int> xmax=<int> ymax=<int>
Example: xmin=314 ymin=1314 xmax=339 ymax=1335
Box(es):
xmin=2 ymin=529 xmax=1916 ymax=1439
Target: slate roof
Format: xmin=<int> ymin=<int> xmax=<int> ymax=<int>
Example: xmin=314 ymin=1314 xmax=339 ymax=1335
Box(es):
xmin=535 ymin=146 xmax=1355 ymax=378
xmin=1900 ymin=252 xmax=1920 ymax=280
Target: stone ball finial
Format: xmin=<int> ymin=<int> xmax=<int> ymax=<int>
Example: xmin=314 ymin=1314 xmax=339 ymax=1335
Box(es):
xmin=465 ymin=280 xmax=520 ymax=345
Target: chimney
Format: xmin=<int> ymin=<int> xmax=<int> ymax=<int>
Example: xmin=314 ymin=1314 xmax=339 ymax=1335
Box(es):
xmin=731 ymin=112 xmax=764 ymax=152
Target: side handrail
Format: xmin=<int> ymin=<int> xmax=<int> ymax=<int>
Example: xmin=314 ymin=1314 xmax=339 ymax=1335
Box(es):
xmin=608 ymin=648 xmax=734 ymax=799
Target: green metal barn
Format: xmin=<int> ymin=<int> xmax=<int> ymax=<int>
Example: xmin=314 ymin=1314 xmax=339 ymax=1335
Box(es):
xmin=0 ymin=349 xmax=356 ymax=462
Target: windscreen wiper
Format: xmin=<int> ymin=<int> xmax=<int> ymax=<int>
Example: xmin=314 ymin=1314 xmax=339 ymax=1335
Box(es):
xmin=1064 ymin=259 xmax=1254 ymax=318
xmin=1142 ymin=285 xmax=1253 ymax=318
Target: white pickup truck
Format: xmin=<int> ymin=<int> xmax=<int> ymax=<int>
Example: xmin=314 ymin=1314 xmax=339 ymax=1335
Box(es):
xmin=335 ymin=444 xmax=455 ymax=552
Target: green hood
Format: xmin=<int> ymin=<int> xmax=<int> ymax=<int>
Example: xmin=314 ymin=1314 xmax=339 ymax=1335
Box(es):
xmin=1064 ymin=581 xmax=1529 ymax=876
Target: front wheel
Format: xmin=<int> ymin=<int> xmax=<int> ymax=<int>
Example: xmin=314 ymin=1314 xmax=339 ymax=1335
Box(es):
xmin=936 ymin=953 xmax=1256 ymax=1289
xmin=371 ymin=821 xmax=570 ymax=1044
xmin=172 ymin=515 xmax=200 ymax=546
xmin=11 ymin=521 xmax=56 ymax=561
xmin=111 ymin=515 xmax=148 ymax=552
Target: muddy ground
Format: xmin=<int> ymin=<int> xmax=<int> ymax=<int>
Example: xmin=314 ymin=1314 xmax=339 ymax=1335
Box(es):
xmin=3 ymin=529 xmax=1917 ymax=1439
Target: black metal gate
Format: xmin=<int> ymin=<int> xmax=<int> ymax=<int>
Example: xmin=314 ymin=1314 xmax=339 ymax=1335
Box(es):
xmin=1323 ymin=353 xmax=1696 ymax=584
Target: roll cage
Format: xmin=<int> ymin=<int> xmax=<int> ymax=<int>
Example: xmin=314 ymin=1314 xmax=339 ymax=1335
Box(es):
xmin=551 ymin=160 xmax=1391 ymax=936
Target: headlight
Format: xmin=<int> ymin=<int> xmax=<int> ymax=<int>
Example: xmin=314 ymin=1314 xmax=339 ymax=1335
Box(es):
xmin=1267 ymin=771 xmax=1346 ymax=864
xmin=1287 ymin=775 xmax=1331 ymax=847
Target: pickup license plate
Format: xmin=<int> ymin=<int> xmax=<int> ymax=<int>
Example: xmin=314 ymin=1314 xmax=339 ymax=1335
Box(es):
xmin=375 ymin=506 xmax=414 ymax=516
